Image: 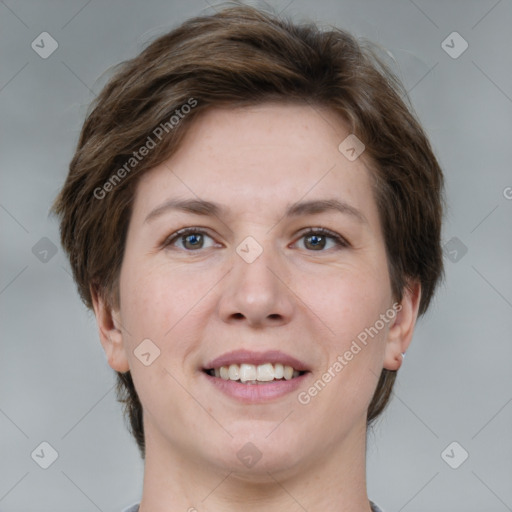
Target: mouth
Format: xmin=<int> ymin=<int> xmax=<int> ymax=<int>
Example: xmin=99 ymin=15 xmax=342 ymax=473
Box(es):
xmin=201 ymin=350 xmax=311 ymax=402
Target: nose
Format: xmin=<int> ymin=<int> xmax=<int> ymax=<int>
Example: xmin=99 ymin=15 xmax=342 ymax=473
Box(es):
xmin=216 ymin=242 xmax=294 ymax=328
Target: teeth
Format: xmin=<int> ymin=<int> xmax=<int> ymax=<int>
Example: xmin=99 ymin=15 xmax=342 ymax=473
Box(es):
xmin=228 ymin=364 xmax=240 ymax=380
xmin=211 ymin=363 xmax=302 ymax=383
xmin=256 ymin=363 xmax=274 ymax=381
xmin=239 ymin=363 xmax=257 ymax=382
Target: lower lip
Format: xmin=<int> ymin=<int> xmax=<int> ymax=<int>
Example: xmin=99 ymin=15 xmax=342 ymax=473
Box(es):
xmin=201 ymin=371 xmax=310 ymax=403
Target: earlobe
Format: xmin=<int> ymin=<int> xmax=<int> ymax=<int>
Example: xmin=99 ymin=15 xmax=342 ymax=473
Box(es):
xmin=90 ymin=285 xmax=130 ymax=373
xmin=383 ymin=281 xmax=422 ymax=371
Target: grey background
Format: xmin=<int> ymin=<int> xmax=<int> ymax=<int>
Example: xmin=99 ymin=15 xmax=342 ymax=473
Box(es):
xmin=1 ymin=0 xmax=511 ymax=511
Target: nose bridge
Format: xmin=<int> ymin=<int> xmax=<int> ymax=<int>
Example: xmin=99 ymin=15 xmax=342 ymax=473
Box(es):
xmin=218 ymin=235 xmax=293 ymax=325
xmin=237 ymin=238 xmax=278 ymax=293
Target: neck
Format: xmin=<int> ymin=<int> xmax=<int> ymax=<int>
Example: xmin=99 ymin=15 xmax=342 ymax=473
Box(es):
xmin=138 ymin=419 xmax=373 ymax=512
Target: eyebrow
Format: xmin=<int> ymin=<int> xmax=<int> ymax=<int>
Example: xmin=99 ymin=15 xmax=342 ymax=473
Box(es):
xmin=144 ymin=197 xmax=367 ymax=224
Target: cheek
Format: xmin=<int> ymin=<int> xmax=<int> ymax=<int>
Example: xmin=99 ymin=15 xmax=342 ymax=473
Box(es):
xmin=119 ymin=258 xmax=218 ymax=347
xmin=302 ymin=284 xmax=390 ymax=424
xmin=295 ymin=260 xmax=391 ymax=340
xmin=295 ymin=259 xmax=391 ymax=408
xmin=118 ymin=263 xmax=204 ymax=405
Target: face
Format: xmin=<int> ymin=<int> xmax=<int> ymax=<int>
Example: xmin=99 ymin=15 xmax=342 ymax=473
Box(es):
xmin=98 ymin=103 xmax=416 ymax=478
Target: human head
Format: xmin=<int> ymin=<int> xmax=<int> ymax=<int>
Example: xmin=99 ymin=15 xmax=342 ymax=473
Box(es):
xmin=52 ymin=4 xmax=444 ymax=459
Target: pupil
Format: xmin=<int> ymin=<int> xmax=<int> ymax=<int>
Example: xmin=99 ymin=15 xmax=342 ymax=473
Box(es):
xmin=307 ymin=234 xmax=325 ymax=250
xmin=185 ymin=233 xmax=202 ymax=249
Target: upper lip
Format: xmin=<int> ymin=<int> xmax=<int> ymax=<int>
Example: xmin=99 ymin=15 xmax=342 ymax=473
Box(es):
xmin=204 ymin=350 xmax=310 ymax=372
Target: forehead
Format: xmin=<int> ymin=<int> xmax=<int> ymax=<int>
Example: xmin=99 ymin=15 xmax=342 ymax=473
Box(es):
xmin=133 ymin=103 xmax=378 ymax=225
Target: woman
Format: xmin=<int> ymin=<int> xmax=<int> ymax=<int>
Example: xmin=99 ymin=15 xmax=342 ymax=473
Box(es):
xmin=52 ymin=5 xmax=444 ymax=511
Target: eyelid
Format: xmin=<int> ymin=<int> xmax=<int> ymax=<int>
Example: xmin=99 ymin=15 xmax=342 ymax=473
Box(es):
xmin=161 ymin=227 xmax=219 ymax=249
xmin=292 ymin=227 xmax=350 ymax=249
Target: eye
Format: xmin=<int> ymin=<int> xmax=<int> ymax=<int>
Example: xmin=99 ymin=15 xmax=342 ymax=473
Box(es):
xmin=294 ymin=228 xmax=349 ymax=251
xmin=163 ymin=228 xmax=218 ymax=251
xmin=162 ymin=227 xmax=348 ymax=252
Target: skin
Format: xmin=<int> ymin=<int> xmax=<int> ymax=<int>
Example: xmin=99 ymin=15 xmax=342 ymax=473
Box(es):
xmin=92 ymin=103 xmax=421 ymax=512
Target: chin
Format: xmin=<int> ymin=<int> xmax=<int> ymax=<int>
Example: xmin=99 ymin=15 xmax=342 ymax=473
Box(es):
xmin=197 ymin=432 xmax=305 ymax=477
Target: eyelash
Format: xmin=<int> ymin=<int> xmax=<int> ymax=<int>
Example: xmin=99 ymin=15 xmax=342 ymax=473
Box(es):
xmin=162 ymin=227 xmax=349 ymax=252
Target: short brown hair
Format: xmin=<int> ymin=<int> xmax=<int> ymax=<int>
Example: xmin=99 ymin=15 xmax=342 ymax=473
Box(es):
xmin=52 ymin=4 xmax=444 ymax=459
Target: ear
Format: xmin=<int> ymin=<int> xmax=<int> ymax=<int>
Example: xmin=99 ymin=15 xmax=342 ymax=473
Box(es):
xmin=383 ymin=281 xmax=422 ymax=371
xmin=90 ymin=285 xmax=130 ymax=373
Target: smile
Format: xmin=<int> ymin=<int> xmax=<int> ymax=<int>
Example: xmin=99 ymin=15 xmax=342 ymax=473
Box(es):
xmin=201 ymin=350 xmax=311 ymax=402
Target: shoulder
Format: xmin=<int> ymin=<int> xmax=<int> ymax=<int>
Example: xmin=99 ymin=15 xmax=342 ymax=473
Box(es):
xmin=370 ymin=501 xmax=386 ymax=512
xmin=124 ymin=502 xmax=383 ymax=512
xmin=121 ymin=505 xmax=139 ymax=512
